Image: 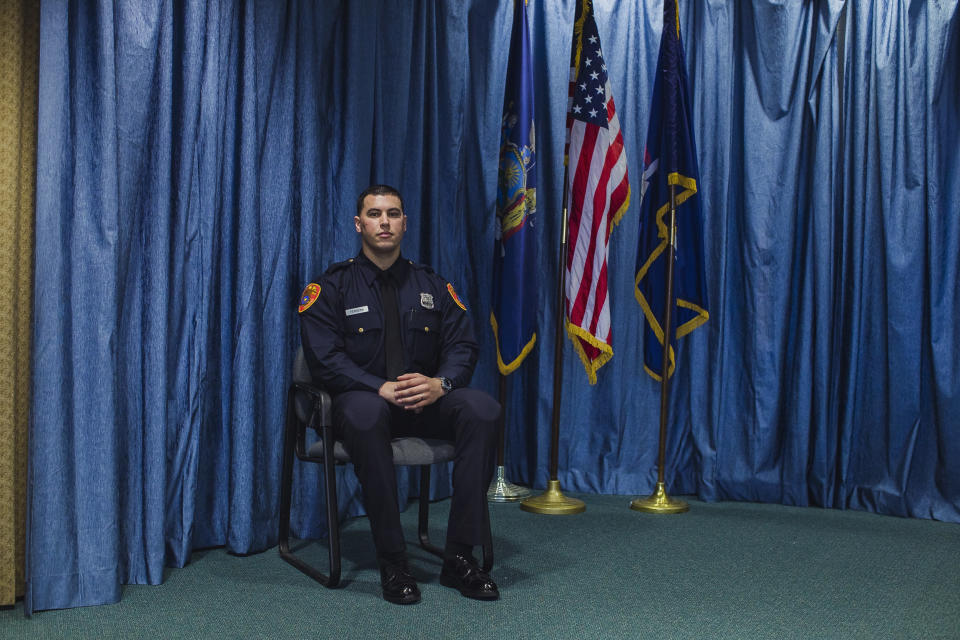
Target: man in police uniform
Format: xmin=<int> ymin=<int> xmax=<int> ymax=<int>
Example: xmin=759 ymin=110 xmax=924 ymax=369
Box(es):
xmin=298 ymin=184 xmax=500 ymax=604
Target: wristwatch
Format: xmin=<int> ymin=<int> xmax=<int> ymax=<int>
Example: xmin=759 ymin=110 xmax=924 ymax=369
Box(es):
xmin=438 ymin=376 xmax=453 ymax=394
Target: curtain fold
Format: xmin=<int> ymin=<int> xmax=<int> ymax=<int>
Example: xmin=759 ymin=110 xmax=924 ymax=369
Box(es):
xmin=27 ymin=0 xmax=960 ymax=613
xmin=683 ymin=0 xmax=848 ymax=505
xmin=835 ymin=0 xmax=960 ymax=520
xmin=0 ymin=0 xmax=38 ymax=608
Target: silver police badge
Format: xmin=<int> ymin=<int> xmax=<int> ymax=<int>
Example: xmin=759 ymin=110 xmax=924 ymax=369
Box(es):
xmin=420 ymin=293 xmax=434 ymax=309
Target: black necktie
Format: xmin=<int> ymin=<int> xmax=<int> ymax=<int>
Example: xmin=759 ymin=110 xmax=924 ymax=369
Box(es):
xmin=379 ymin=272 xmax=404 ymax=380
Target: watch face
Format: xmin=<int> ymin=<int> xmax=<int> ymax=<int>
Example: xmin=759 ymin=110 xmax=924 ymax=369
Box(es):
xmin=441 ymin=377 xmax=452 ymax=392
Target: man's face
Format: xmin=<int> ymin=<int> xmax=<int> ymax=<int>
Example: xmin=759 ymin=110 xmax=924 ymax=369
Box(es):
xmin=355 ymin=193 xmax=407 ymax=256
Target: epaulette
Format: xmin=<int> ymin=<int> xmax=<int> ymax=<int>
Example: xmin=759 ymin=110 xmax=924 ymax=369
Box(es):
xmin=324 ymin=257 xmax=356 ymax=275
xmin=407 ymin=260 xmax=436 ymax=276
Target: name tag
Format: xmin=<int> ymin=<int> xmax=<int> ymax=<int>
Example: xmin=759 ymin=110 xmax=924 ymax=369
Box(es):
xmin=345 ymin=306 xmax=369 ymax=316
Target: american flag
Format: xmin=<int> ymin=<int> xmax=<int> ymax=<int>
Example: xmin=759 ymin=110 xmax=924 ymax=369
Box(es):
xmin=564 ymin=0 xmax=630 ymax=385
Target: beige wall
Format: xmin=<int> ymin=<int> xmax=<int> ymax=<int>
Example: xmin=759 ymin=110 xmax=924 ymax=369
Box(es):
xmin=0 ymin=0 xmax=38 ymax=606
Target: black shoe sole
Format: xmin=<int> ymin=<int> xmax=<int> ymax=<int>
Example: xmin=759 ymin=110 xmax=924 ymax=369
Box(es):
xmin=439 ymin=574 xmax=499 ymax=600
xmin=383 ymin=591 xmax=421 ymax=605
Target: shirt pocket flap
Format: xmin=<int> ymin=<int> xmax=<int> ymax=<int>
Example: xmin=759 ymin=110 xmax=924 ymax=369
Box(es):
xmin=409 ymin=309 xmax=441 ymax=334
xmin=344 ymin=311 xmax=382 ymax=335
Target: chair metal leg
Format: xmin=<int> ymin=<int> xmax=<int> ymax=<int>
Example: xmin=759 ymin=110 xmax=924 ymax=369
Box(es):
xmin=480 ymin=498 xmax=494 ymax=572
xmin=278 ymin=388 xmax=342 ymax=587
xmin=417 ymin=465 xmax=445 ymax=558
xmin=278 ymin=388 xmax=297 ymax=556
xmin=279 ymin=462 xmax=341 ymax=586
xmin=320 ymin=425 xmax=341 ymax=586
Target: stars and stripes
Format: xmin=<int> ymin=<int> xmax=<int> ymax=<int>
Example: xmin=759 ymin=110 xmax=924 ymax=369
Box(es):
xmin=564 ymin=0 xmax=630 ymax=385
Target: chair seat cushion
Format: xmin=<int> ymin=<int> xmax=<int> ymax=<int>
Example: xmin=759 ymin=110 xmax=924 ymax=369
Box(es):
xmin=307 ymin=437 xmax=456 ymax=466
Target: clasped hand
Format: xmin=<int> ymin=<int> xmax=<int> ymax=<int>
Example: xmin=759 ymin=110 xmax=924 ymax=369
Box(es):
xmin=379 ymin=373 xmax=444 ymax=412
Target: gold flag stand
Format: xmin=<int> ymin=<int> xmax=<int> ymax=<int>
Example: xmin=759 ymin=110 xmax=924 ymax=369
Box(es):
xmin=631 ymin=184 xmax=688 ymax=515
xmin=521 ymin=479 xmax=584 ymax=514
xmin=521 ymin=208 xmax=585 ymax=515
xmin=631 ymin=481 xmax=688 ymax=514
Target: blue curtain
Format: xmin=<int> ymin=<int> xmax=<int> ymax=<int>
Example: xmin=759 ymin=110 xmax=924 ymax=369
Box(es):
xmin=831 ymin=1 xmax=960 ymax=519
xmin=28 ymin=0 xmax=960 ymax=612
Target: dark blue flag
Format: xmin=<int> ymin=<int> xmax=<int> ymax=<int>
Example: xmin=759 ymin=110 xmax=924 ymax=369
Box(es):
xmin=492 ymin=0 xmax=537 ymax=375
xmin=635 ymin=0 xmax=708 ymax=381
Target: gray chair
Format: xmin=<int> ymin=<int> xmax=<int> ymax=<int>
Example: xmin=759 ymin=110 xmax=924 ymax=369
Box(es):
xmin=278 ymin=347 xmax=493 ymax=587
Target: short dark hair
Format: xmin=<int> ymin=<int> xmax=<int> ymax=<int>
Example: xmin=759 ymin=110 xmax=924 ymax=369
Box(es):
xmin=356 ymin=184 xmax=405 ymax=217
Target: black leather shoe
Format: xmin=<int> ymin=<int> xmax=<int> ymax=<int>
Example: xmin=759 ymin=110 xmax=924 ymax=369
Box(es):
xmin=380 ymin=562 xmax=421 ymax=605
xmin=439 ymin=554 xmax=499 ymax=600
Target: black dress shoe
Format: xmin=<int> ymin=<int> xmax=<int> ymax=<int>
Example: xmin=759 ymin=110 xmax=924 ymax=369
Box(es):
xmin=380 ymin=562 xmax=421 ymax=605
xmin=439 ymin=554 xmax=499 ymax=600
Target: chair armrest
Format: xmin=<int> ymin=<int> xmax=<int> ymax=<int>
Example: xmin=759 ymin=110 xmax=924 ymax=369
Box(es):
xmin=292 ymin=381 xmax=333 ymax=430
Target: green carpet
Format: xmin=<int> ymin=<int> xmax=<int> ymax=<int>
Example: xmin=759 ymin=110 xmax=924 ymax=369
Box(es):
xmin=3 ymin=495 xmax=959 ymax=639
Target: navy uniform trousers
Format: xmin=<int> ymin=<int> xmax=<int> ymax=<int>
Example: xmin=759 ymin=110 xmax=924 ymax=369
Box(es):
xmin=332 ymin=387 xmax=500 ymax=554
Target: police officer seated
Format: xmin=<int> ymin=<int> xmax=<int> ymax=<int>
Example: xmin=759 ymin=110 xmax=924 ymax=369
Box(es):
xmin=298 ymin=184 xmax=500 ymax=604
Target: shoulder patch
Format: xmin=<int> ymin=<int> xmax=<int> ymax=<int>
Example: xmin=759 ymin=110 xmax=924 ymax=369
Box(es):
xmin=447 ymin=283 xmax=467 ymax=311
xmin=298 ymin=283 xmax=322 ymax=313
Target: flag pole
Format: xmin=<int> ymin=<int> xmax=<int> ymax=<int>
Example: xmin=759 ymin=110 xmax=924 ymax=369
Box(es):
xmin=487 ymin=374 xmax=531 ymax=501
xmin=631 ymin=184 xmax=689 ymax=514
xmin=520 ymin=200 xmax=585 ymax=515
xmin=488 ymin=0 xmax=534 ymax=503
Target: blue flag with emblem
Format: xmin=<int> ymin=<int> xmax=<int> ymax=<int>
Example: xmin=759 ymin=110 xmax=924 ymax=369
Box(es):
xmin=491 ymin=0 xmax=537 ymax=375
xmin=635 ymin=0 xmax=708 ymax=381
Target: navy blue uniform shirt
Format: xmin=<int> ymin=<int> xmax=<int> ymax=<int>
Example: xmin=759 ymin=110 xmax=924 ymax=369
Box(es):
xmin=299 ymin=252 xmax=479 ymax=394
